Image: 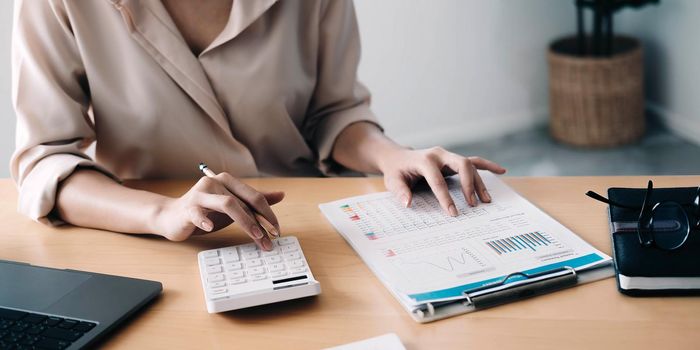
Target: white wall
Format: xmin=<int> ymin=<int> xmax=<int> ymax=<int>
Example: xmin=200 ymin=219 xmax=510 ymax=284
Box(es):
xmin=616 ymin=1 xmax=700 ymax=145
xmin=0 ymin=1 xmax=14 ymax=178
xmin=355 ymin=0 xmax=572 ymax=148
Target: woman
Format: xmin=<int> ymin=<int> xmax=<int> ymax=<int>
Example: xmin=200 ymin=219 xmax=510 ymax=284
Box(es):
xmin=11 ymin=0 xmax=505 ymax=251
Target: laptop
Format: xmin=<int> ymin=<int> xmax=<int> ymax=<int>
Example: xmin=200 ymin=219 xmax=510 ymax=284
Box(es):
xmin=0 ymin=260 xmax=162 ymax=349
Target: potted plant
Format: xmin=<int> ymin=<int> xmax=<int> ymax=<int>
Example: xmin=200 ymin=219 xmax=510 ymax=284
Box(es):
xmin=548 ymin=0 xmax=659 ymax=147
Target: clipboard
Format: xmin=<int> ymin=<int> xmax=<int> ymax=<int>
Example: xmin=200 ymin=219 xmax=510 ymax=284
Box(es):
xmin=319 ymin=172 xmax=614 ymax=323
xmin=409 ymin=262 xmax=614 ymax=323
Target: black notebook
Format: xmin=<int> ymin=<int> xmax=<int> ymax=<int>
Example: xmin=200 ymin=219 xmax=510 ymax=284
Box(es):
xmin=608 ymin=186 xmax=700 ymax=296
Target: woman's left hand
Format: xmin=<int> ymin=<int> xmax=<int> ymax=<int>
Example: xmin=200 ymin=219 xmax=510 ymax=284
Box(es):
xmin=378 ymin=147 xmax=506 ymax=216
xmin=331 ymin=122 xmax=506 ymax=215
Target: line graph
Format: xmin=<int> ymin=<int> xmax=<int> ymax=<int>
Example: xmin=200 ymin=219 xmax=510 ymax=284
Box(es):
xmin=402 ymin=252 xmax=472 ymax=272
xmin=394 ymin=248 xmax=487 ymax=277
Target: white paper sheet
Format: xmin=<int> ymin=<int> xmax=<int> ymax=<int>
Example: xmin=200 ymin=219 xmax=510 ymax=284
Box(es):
xmin=324 ymin=333 xmax=406 ymax=350
xmin=320 ymin=172 xmax=611 ymax=307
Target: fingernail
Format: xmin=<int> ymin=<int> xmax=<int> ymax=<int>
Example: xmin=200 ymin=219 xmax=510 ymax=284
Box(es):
xmin=483 ymin=190 xmax=492 ymax=202
xmin=401 ymin=194 xmax=410 ymax=208
xmin=252 ymin=225 xmax=264 ymax=239
xmin=202 ymin=221 xmax=213 ymax=232
xmin=470 ymin=193 xmax=478 ymax=206
xmin=448 ymin=204 xmax=458 ymax=217
xmin=273 ymin=224 xmax=281 ymax=237
xmin=262 ymin=237 xmax=273 ymax=251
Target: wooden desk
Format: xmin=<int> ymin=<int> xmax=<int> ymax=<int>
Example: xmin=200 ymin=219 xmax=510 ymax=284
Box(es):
xmin=1 ymin=176 xmax=700 ymax=349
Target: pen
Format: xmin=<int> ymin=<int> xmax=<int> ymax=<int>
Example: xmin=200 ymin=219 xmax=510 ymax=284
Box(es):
xmin=198 ymin=163 xmax=280 ymax=238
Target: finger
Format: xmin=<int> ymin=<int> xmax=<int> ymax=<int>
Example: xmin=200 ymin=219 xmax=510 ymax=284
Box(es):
xmin=472 ymin=167 xmax=491 ymax=203
xmin=188 ymin=206 xmax=213 ymax=232
xmin=420 ymin=163 xmax=458 ymax=216
xmin=455 ymin=159 xmax=477 ymax=207
xmin=237 ymin=188 xmax=281 ymax=238
xmin=193 ymin=175 xmax=219 ymax=192
xmin=263 ymin=191 xmax=285 ymax=206
xmin=255 ymin=213 xmax=280 ymax=238
xmin=196 ymin=193 xmax=269 ymax=249
xmin=261 ymin=191 xmax=285 ymax=236
xmin=214 ymin=174 xmax=281 ymax=235
xmin=469 ymin=156 xmax=506 ymax=174
xmin=239 ymin=203 xmax=274 ymax=251
xmin=385 ymin=174 xmax=413 ymax=208
xmin=207 ymin=184 xmax=285 ymax=235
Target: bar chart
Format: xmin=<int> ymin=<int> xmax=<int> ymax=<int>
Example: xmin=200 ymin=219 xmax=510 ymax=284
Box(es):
xmin=485 ymin=231 xmax=555 ymax=255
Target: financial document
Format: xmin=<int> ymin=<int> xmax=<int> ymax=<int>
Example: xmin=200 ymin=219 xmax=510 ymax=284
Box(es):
xmin=319 ymin=172 xmax=611 ymax=310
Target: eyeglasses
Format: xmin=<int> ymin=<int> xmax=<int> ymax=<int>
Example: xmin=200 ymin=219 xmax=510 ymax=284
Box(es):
xmin=586 ymin=180 xmax=700 ymax=251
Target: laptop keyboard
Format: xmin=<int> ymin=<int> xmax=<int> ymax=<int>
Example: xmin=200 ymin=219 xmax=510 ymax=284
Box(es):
xmin=0 ymin=307 xmax=96 ymax=350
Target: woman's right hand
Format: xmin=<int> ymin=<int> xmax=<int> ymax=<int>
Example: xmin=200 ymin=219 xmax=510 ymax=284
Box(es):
xmin=151 ymin=173 xmax=285 ymax=250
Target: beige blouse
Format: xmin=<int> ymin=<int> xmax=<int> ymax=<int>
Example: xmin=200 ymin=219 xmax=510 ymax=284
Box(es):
xmin=10 ymin=0 xmax=380 ymax=224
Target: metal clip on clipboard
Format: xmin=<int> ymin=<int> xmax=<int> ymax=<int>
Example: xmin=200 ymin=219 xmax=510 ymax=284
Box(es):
xmin=463 ymin=266 xmax=578 ymax=309
xmin=413 ymin=266 xmax=578 ymax=320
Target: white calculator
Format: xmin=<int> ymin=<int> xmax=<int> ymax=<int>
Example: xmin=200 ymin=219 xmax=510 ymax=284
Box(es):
xmin=197 ymin=236 xmax=321 ymax=313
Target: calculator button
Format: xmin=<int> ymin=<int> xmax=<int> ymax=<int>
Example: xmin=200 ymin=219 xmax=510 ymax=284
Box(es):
xmin=270 ymin=271 xmax=288 ymax=278
xmin=281 ymin=245 xmax=299 ymax=253
xmin=209 ymin=281 xmax=226 ymax=288
xmin=207 ymin=265 xmax=223 ymax=274
xmin=207 ymin=274 xmax=224 ymax=283
xmin=229 ymin=278 xmax=247 ymax=285
xmin=250 ymin=274 xmax=268 ymax=281
xmin=288 ymin=260 xmax=305 ymax=268
xmin=282 ymin=252 xmax=301 ymax=261
xmin=243 ymin=251 xmax=260 ymax=259
xmin=247 ymin=267 xmax=266 ymax=276
xmin=247 ymin=258 xmax=263 ymax=267
xmin=204 ymin=257 xmax=221 ymax=266
xmin=210 ymin=288 xmax=228 ymax=295
xmin=240 ymin=243 xmax=258 ymax=252
xmin=262 ymin=249 xmax=280 ymax=257
xmin=202 ymin=250 xmax=219 ymax=258
xmin=264 ymin=256 xmax=283 ymax=264
xmin=289 ymin=267 xmax=307 ymax=274
xmin=225 ymin=262 xmax=243 ymax=271
xmin=268 ymin=263 xmax=285 ymax=272
xmin=276 ymin=237 xmax=296 ymax=245
xmin=227 ymin=271 xmax=245 ymax=279
xmin=221 ymin=248 xmax=240 ymax=262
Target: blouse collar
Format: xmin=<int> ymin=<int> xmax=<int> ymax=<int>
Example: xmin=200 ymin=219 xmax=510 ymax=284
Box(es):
xmin=107 ymin=0 xmax=279 ymax=135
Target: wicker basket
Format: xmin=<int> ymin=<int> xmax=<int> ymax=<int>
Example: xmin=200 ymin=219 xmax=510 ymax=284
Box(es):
xmin=548 ymin=36 xmax=645 ymax=147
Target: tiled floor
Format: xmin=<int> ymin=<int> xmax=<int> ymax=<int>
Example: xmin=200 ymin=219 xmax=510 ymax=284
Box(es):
xmin=449 ymin=121 xmax=700 ymax=176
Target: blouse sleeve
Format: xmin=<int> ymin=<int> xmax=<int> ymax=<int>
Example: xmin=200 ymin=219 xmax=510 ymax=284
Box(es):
xmin=302 ymin=0 xmax=383 ymax=175
xmin=10 ymin=0 xmax=118 ymax=225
